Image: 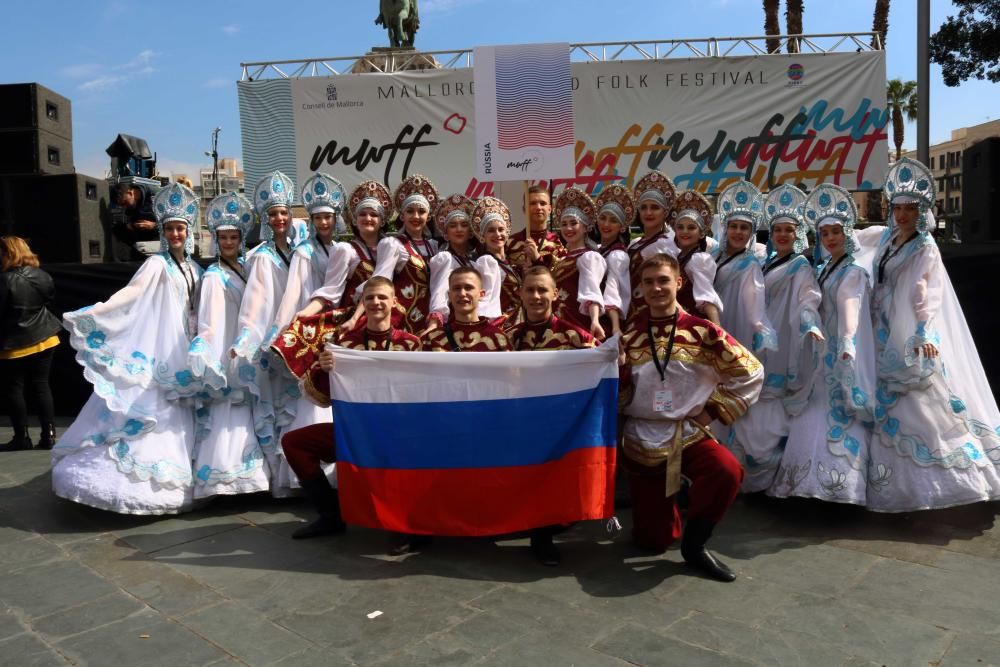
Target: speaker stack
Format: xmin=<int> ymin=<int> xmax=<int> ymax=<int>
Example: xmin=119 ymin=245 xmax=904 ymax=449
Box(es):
xmin=0 ymin=82 xmax=111 ymax=263
xmin=961 ymin=137 xmax=1000 ymax=244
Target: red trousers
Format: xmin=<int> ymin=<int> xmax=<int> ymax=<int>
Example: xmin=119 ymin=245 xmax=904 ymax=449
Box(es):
xmin=627 ymin=437 xmax=743 ymax=553
xmin=281 ymin=423 xmax=335 ymax=483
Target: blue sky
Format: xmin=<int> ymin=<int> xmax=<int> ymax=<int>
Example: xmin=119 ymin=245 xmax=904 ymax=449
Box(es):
xmin=1 ymin=0 xmax=996 ymax=182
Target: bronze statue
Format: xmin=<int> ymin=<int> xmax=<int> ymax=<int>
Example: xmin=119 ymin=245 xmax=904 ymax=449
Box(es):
xmin=375 ymin=0 xmax=420 ymax=49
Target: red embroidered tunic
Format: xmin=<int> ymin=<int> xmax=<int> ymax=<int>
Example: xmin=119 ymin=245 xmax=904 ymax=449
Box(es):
xmin=506 ymin=229 xmax=566 ymax=269
xmin=508 ymin=315 xmax=595 ymax=351
xmin=422 ymin=318 xmax=512 ymax=352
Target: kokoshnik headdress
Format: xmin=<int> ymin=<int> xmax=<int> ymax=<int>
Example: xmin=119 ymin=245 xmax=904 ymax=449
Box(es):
xmin=205 ymin=192 xmax=255 ymax=255
xmin=716 ymin=179 xmax=764 ymax=256
xmin=253 ymin=171 xmax=295 ymax=242
xmin=299 ymin=172 xmax=346 ymax=242
xmin=884 ymin=157 xmax=936 ymax=233
xmin=434 ymin=193 xmax=475 ymax=232
xmin=763 ymin=183 xmax=808 ymax=256
xmin=804 ymin=183 xmax=859 ymax=260
xmin=153 ymin=182 xmax=199 ymax=255
xmin=346 ymin=180 xmax=393 ymax=230
xmin=393 ymin=174 xmax=439 ymax=236
xmin=471 ymin=196 xmax=512 ymax=243
xmin=669 ymin=189 xmax=714 ymax=234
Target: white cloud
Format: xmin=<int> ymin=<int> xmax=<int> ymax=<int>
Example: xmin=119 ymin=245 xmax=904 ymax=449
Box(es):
xmin=203 ymin=77 xmax=232 ymax=88
xmin=222 ymin=24 xmax=240 ymax=35
xmin=77 ymin=50 xmax=159 ymax=93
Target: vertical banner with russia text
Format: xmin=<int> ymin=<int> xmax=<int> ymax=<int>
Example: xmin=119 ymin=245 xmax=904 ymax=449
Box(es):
xmin=473 ymin=43 xmax=576 ymax=182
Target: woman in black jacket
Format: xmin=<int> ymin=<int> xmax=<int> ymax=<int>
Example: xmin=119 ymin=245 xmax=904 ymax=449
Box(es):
xmin=0 ymin=236 xmax=61 ymax=450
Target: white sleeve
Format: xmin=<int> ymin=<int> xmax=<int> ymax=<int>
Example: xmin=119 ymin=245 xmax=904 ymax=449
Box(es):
xmin=311 ymin=241 xmax=359 ymax=306
xmin=231 ymin=253 xmax=280 ymax=362
xmin=189 ymin=272 xmax=228 ymax=390
xmin=428 ymin=252 xmax=458 ymax=319
xmin=686 ymin=252 xmax=724 ymax=314
xmin=576 ymin=251 xmax=607 ymax=314
xmin=792 ymin=263 xmax=823 ymax=340
xmin=641 ymin=237 xmax=676 ymax=260
xmin=835 ymin=266 xmax=868 ymax=360
xmin=602 ymin=249 xmax=631 ymax=315
xmin=373 ymin=237 xmax=407 ymax=279
xmin=743 ymin=263 xmax=778 ymax=353
xmin=911 ymin=245 xmax=944 ymax=337
xmin=475 ymin=254 xmax=503 ymax=319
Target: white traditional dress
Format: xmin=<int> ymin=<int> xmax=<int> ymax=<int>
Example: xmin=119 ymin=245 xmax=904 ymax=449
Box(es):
xmin=231 ymin=171 xmax=296 ymax=496
xmin=188 ymin=192 xmax=269 ymax=499
xmin=770 ymin=185 xmax=876 ymax=506
xmin=52 ymin=184 xmax=204 ymax=514
xmin=863 ymin=158 xmax=1000 ymax=511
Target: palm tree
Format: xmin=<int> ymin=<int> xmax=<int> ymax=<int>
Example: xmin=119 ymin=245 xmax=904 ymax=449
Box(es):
xmin=871 ymin=0 xmax=891 ymax=49
xmin=886 ymin=78 xmax=918 ymax=160
xmin=764 ymin=0 xmax=781 ymax=54
xmin=786 ymin=0 xmax=803 ymax=53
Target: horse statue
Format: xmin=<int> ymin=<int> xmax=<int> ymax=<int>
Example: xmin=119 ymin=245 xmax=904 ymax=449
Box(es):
xmin=375 ymin=0 xmax=420 ymax=49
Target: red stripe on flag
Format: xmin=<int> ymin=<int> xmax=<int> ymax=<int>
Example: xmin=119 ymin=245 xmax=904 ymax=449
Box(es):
xmin=337 ymin=447 xmax=616 ymax=536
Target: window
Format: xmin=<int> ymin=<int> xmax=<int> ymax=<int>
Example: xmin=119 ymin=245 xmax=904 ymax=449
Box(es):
xmin=45 ymin=101 xmax=58 ymax=121
xmin=939 ymin=178 xmax=946 ymax=192
xmin=47 ymin=146 xmax=60 ymax=165
xmin=88 ymin=240 xmax=101 ymax=257
xmin=85 ymin=181 xmax=97 ymax=200
xmin=929 ymin=156 xmax=935 ymax=169
xmin=952 ymin=175 xmax=961 ymax=190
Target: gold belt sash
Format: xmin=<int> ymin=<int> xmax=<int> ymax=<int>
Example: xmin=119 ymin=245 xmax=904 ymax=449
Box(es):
xmin=622 ymin=419 xmax=714 ymax=497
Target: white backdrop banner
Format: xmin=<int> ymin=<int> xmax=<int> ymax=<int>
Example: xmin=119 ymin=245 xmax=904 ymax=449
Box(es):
xmin=238 ymin=51 xmax=889 ymax=201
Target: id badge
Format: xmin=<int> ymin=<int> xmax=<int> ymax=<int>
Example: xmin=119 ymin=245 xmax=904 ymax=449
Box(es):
xmin=654 ymin=389 xmax=673 ymax=413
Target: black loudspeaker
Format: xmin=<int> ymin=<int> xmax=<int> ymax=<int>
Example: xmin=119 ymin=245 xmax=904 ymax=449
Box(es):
xmin=0 ymin=174 xmax=112 ymax=263
xmin=0 ymin=128 xmax=74 ymax=175
xmin=962 ymin=138 xmax=1000 ymax=243
xmin=0 ymin=83 xmax=72 ymax=140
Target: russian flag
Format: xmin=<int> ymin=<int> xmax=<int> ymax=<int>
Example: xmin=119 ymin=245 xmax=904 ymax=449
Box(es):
xmin=330 ymin=341 xmax=619 ymax=536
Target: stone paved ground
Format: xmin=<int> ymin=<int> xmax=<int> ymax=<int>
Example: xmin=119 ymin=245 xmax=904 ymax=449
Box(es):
xmin=2 ymin=433 xmax=1000 ymax=666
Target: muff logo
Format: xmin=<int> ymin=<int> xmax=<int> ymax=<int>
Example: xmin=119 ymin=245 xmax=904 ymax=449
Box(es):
xmin=786 ymin=63 xmax=806 ymax=88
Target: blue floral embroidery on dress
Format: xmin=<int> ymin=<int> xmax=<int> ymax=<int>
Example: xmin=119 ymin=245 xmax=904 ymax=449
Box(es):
xmin=175 ymin=370 xmax=194 ymax=387
xmin=123 ymin=419 xmax=144 ymax=436
xmin=950 ymin=397 xmax=967 ymax=414
xmin=86 ymin=331 xmax=106 ymax=349
xmin=843 ymin=434 xmax=861 ymax=457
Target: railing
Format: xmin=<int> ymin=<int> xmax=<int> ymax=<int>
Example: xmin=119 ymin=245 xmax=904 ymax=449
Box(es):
xmin=239 ymin=32 xmax=882 ymax=80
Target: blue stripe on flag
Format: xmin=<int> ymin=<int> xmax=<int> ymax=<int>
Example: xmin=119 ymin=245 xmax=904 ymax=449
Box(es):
xmin=333 ymin=377 xmax=618 ymax=470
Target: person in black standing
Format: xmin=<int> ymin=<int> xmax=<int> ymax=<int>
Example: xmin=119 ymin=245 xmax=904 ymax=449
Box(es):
xmin=0 ymin=236 xmax=61 ymax=450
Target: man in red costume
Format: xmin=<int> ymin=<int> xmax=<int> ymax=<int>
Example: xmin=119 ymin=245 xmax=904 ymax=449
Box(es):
xmin=280 ymin=276 xmax=420 ymax=540
xmin=422 ymin=266 xmax=512 ymax=352
xmin=506 ymin=186 xmax=566 ymax=270
xmin=619 ymin=254 xmax=762 ymax=582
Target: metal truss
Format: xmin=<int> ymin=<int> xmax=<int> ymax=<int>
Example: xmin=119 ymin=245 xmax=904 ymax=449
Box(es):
xmin=239 ymin=32 xmax=883 ymax=80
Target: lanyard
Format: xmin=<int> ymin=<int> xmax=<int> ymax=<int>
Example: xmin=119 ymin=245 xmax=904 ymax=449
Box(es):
xmin=647 ymin=313 xmax=678 ymax=382
xmin=403 ymin=231 xmax=433 ymax=260
xmin=877 ymin=231 xmax=918 ymax=284
xmin=818 ymin=254 xmax=848 ymax=288
xmin=363 ymin=328 xmax=391 ymax=351
xmin=318 ymin=240 xmax=330 ymax=258
xmin=275 ymin=244 xmax=290 ymax=268
xmin=763 ymin=252 xmax=794 ymax=276
xmin=353 ymin=239 xmax=376 ymax=264
xmin=220 ymin=257 xmax=246 ymax=284
xmin=717 ymin=249 xmax=744 ymax=271
xmin=443 ymin=323 xmax=462 ymax=351
xmin=169 ymin=253 xmax=195 ymax=311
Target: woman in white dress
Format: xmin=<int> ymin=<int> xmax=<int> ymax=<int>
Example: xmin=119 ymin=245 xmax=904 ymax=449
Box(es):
xmin=188 ymin=192 xmax=270 ymax=499
xmin=725 ymin=185 xmax=823 ymax=491
xmin=472 ymin=196 xmax=522 ymax=325
xmin=770 ymin=184 xmax=876 ymax=505
xmin=667 ymin=190 xmax=723 ymax=325
xmin=52 ymin=183 xmax=204 ymax=514
xmin=230 ymin=171 xmax=297 ymax=496
xmin=593 ymin=184 xmax=635 ymax=338
xmin=425 ymin=194 xmax=503 ymax=328
xmin=550 ymin=187 xmax=607 ymax=339
xmin=865 ymin=157 xmax=1000 ymax=510
xmin=712 ymin=179 xmax=778 ymax=355
xmin=267 ymin=173 xmax=346 ymax=492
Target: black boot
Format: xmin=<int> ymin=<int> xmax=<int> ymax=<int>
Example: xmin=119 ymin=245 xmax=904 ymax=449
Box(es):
xmin=680 ymin=518 xmax=736 ymax=583
xmin=529 ymin=527 xmax=561 ymax=566
xmin=0 ymin=428 xmax=33 ymax=452
xmin=37 ymin=423 xmax=57 ymax=450
xmin=292 ymin=475 xmax=346 ymax=539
